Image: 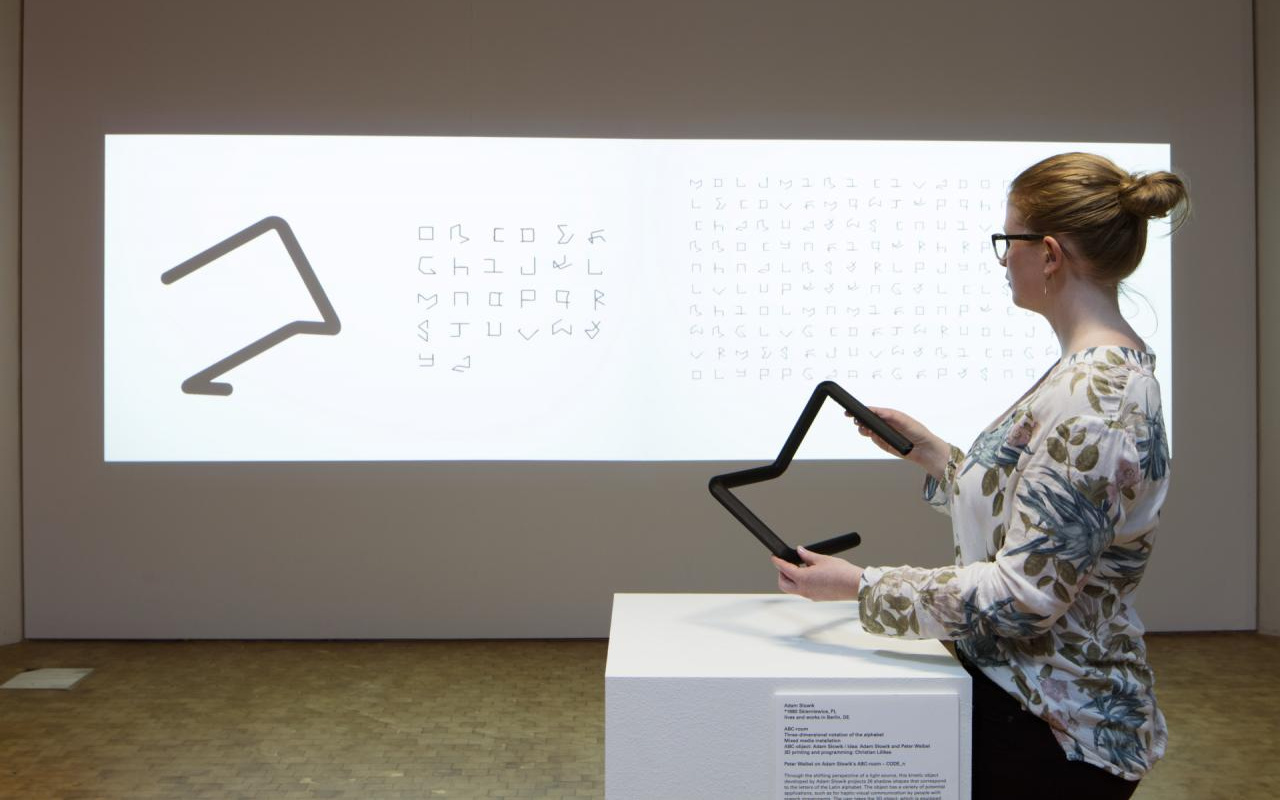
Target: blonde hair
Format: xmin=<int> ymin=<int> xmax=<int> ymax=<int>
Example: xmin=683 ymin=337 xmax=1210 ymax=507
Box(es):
xmin=1008 ymin=152 xmax=1190 ymax=286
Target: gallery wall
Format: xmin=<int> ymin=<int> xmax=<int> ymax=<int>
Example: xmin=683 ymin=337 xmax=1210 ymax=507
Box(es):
xmin=19 ymin=0 xmax=1260 ymax=637
xmin=1257 ymin=0 xmax=1279 ymax=636
xmin=1 ymin=0 xmax=20 ymax=647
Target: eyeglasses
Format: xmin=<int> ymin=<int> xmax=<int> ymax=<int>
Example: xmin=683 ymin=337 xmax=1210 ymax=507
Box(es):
xmin=990 ymin=233 xmax=1046 ymax=264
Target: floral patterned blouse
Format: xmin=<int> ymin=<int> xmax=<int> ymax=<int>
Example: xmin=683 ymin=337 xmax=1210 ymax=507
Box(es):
xmin=858 ymin=346 xmax=1170 ymax=780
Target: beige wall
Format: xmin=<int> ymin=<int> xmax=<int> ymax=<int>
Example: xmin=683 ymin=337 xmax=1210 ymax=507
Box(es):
xmin=2 ymin=1 xmax=1269 ymax=638
xmin=1 ymin=0 xmax=21 ymax=646
xmin=1258 ymin=0 xmax=1279 ymax=636
xmin=15 ymin=0 xmax=1258 ymax=638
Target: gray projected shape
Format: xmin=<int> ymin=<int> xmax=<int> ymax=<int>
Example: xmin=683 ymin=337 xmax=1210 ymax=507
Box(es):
xmin=160 ymin=216 xmax=342 ymax=396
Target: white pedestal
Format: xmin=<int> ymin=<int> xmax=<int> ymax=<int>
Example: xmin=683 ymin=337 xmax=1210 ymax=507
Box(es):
xmin=606 ymin=593 xmax=971 ymax=800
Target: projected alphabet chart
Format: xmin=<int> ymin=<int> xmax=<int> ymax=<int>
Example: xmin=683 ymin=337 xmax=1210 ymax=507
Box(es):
xmin=411 ymin=220 xmax=611 ymax=378
xmin=683 ymin=172 xmax=1050 ymax=387
xmin=104 ymin=136 xmax=1171 ymax=461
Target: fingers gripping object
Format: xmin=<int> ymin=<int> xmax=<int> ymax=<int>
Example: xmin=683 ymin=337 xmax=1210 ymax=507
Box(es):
xmin=708 ymin=381 xmax=913 ymax=566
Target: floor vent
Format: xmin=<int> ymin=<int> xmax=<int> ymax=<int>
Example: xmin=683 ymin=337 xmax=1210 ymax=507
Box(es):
xmin=1 ymin=668 xmax=94 ymax=690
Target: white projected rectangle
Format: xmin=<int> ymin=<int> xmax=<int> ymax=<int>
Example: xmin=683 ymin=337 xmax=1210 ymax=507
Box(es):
xmin=104 ymin=136 xmax=1171 ymax=462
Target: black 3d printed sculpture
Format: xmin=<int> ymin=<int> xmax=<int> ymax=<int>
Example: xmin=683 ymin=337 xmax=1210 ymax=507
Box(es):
xmin=709 ymin=381 xmax=914 ymax=566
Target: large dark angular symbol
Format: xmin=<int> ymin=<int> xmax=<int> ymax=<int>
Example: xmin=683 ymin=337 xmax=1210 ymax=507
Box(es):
xmin=160 ymin=216 xmax=341 ymax=396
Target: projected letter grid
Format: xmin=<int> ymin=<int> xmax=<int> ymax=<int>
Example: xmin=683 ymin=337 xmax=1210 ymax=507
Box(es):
xmin=684 ymin=175 xmax=1051 ymax=386
xmin=413 ymin=222 xmax=608 ymax=376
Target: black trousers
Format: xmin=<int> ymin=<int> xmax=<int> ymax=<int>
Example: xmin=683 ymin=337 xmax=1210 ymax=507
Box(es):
xmin=962 ymin=657 xmax=1139 ymax=800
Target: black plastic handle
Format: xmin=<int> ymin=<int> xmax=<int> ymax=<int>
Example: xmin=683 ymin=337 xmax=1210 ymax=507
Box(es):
xmin=820 ymin=381 xmax=914 ymax=457
xmin=708 ymin=382 xmax=912 ymax=565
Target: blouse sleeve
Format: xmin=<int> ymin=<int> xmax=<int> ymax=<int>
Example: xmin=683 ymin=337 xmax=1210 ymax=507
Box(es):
xmin=860 ymin=414 xmax=1142 ymax=641
xmin=921 ymin=444 xmax=966 ymax=518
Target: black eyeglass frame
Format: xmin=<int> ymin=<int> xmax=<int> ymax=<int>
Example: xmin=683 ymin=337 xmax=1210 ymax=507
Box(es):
xmin=990 ymin=233 xmax=1047 ymax=263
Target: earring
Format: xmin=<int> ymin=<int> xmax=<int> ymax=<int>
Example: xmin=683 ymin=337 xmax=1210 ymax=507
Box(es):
xmin=1044 ymin=273 xmax=1051 ymax=296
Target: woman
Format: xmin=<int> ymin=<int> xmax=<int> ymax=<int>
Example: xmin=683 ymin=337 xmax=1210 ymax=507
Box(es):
xmin=772 ymin=152 xmax=1189 ymax=799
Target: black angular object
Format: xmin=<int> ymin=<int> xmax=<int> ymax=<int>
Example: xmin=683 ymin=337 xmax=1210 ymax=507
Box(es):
xmin=709 ymin=381 xmax=914 ymax=565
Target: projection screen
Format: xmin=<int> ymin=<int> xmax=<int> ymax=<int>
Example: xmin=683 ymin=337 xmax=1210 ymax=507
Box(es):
xmin=105 ymin=136 xmax=1171 ymax=462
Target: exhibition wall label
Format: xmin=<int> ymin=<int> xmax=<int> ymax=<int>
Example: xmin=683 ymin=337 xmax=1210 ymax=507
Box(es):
xmin=104 ymin=136 xmax=1171 ymax=461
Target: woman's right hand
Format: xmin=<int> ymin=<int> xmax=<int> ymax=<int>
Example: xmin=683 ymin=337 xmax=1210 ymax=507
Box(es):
xmin=848 ymin=407 xmax=951 ymax=480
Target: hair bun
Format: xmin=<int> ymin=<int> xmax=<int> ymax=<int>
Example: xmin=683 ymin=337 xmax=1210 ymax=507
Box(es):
xmin=1118 ymin=171 xmax=1190 ymax=222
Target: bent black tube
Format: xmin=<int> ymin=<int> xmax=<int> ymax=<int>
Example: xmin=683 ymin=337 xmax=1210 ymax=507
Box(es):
xmin=708 ymin=381 xmax=911 ymax=565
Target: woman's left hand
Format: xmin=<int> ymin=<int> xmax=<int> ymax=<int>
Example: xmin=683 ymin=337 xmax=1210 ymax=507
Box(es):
xmin=771 ymin=547 xmax=864 ymax=601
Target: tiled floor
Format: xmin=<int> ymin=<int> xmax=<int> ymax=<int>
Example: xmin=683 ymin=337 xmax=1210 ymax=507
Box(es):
xmin=0 ymin=633 xmax=1275 ymax=799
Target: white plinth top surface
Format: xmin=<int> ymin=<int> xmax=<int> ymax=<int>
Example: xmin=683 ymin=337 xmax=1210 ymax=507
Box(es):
xmin=606 ymin=593 xmax=962 ymax=680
